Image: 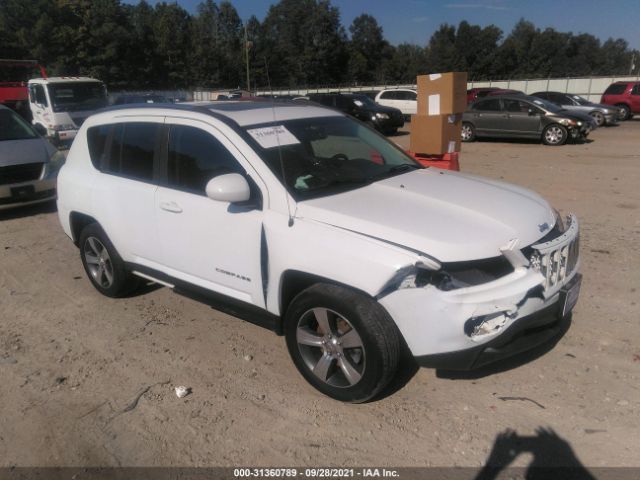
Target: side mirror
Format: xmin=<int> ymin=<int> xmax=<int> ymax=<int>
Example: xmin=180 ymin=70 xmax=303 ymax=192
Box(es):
xmin=205 ymin=173 xmax=251 ymax=203
xmin=528 ymin=108 xmax=537 ymax=116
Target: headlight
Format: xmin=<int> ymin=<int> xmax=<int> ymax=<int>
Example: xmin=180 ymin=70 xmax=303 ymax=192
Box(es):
xmin=558 ymin=118 xmax=577 ymax=127
xmin=376 ymin=112 xmax=389 ymax=120
xmin=386 ymin=256 xmax=514 ymax=293
xmin=46 ymin=150 xmax=67 ymax=176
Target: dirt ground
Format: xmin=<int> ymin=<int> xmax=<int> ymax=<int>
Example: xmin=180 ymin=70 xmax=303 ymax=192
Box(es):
xmin=1 ymin=119 xmax=639 ymax=471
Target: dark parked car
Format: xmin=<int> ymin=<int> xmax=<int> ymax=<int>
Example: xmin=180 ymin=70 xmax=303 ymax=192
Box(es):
xmin=307 ymin=93 xmax=404 ymax=134
xmin=600 ymin=81 xmax=640 ymax=120
xmin=112 ymin=94 xmax=172 ymax=105
xmin=462 ymin=95 xmax=595 ymax=146
xmin=531 ymin=91 xmax=620 ymax=126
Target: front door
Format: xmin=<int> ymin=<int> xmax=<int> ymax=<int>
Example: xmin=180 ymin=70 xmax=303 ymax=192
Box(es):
xmin=501 ymin=98 xmax=542 ymax=136
xmin=155 ymin=118 xmax=266 ymax=308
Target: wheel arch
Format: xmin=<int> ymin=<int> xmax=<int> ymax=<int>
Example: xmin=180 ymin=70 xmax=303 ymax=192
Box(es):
xmin=278 ymin=269 xmax=374 ymax=319
xmin=69 ymin=211 xmax=99 ymax=246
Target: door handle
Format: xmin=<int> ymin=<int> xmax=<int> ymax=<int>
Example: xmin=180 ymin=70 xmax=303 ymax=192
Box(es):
xmin=159 ymin=201 xmax=183 ymax=213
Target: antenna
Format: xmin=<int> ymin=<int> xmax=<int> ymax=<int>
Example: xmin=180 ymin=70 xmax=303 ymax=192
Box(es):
xmin=264 ymin=56 xmax=294 ymax=227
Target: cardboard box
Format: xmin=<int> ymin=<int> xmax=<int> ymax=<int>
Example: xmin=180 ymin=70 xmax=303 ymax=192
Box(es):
xmin=410 ymin=114 xmax=462 ymax=155
xmin=416 ymin=72 xmax=467 ymax=116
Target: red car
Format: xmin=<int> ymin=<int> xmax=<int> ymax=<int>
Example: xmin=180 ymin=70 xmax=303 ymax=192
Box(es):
xmin=600 ymin=81 xmax=640 ymax=120
xmin=466 ymin=87 xmax=502 ymax=104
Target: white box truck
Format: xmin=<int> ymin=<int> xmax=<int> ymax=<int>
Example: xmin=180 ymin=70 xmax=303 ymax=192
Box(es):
xmin=28 ymin=76 xmax=108 ymax=145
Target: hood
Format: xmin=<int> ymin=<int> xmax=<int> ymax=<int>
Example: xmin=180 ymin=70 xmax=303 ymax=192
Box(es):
xmin=0 ymin=138 xmax=55 ymax=168
xmin=295 ymin=169 xmax=555 ymax=262
xmin=363 ymin=103 xmax=402 ymax=115
xmin=555 ymin=109 xmax=596 ymax=126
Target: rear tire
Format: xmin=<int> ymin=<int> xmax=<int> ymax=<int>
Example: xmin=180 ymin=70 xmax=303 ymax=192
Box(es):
xmin=461 ymin=122 xmax=476 ymax=142
xmin=284 ymin=283 xmax=401 ymax=403
xmin=542 ymin=124 xmax=567 ymax=146
xmin=79 ymin=223 xmax=139 ymax=297
xmin=617 ymin=104 xmax=631 ymax=121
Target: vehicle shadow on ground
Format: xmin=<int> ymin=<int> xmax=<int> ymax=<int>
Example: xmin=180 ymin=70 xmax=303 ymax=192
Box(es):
xmin=474 ymin=138 xmax=592 ymax=146
xmin=436 ymin=315 xmax=572 ymax=380
xmin=0 ymin=200 xmax=57 ymax=221
xmin=474 ymin=427 xmax=596 ymax=480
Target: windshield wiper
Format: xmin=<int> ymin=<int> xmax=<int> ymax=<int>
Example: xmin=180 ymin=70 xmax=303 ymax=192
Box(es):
xmin=387 ymin=163 xmax=421 ymax=173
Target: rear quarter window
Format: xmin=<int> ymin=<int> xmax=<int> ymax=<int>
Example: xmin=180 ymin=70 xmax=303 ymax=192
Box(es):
xmin=604 ymin=84 xmax=627 ymax=95
xmin=87 ymin=125 xmax=111 ymax=170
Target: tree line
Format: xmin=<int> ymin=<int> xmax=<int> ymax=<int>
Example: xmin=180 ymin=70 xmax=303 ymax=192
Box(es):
xmin=1 ymin=0 xmax=637 ymax=90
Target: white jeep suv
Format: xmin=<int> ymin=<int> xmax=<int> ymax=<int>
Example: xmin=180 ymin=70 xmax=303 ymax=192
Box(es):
xmin=57 ymin=101 xmax=581 ymax=402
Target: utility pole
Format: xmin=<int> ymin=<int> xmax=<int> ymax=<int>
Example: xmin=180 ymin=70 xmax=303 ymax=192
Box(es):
xmin=630 ymin=52 xmax=637 ymax=75
xmin=244 ymin=22 xmax=251 ymax=93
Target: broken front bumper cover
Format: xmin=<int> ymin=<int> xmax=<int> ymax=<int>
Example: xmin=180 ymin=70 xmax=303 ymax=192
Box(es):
xmin=414 ymin=274 xmax=580 ymax=370
xmin=378 ymin=215 xmax=580 ymax=369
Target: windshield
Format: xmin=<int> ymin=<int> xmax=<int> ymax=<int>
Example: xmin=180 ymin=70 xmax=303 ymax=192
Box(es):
xmin=346 ymin=94 xmax=376 ymax=107
xmin=245 ymin=116 xmax=420 ymax=200
xmin=0 ymin=109 xmax=38 ymax=141
xmin=48 ymin=82 xmax=108 ymax=112
xmin=570 ymin=95 xmax=590 ymax=105
xmin=530 ymin=97 xmax=563 ymax=113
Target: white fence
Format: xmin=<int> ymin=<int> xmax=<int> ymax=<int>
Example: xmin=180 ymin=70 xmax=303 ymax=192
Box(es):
xmin=193 ymin=75 xmax=640 ymax=103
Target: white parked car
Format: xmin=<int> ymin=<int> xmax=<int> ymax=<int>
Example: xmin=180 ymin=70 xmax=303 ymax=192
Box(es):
xmin=375 ymin=88 xmax=417 ymax=118
xmin=28 ymin=76 xmax=108 ymax=145
xmin=57 ymin=102 xmax=581 ymax=402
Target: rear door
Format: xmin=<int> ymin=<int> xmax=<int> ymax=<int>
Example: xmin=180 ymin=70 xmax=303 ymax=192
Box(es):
xmin=501 ymin=98 xmax=542 ymax=136
xmin=469 ymin=98 xmax=505 ymax=135
xmin=91 ymin=118 xmax=164 ymax=268
xmin=630 ymin=84 xmax=640 ymax=112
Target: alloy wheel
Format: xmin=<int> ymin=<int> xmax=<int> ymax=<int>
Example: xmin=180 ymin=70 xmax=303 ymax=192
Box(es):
xmin=295 ymin=307 xmax=366 ymax=388
xmin=545 ymin=126 xmax=565 ymax=145
xmin=461 ymin=124 xmax=473 ymax=141
xmin=83 ymin=236 xmax=114 ymax=288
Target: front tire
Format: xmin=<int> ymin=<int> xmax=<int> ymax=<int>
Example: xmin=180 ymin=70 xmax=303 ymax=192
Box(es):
xmin=284 ymin=284 xmax=401 ymax=403
xmin=79 ymin=223 xmax=139 ymax=297
xmin=542 ymin=124 xmax=567 ymax=146
xmin=590 ymin=111 xmax=605 ymax=127
xmin=461 ymin=122 xmax=476 ymax=142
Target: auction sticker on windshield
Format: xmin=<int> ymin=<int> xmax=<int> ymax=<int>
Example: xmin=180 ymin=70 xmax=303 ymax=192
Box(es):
xmin=247 ymin=125 xmax=300 ymax=149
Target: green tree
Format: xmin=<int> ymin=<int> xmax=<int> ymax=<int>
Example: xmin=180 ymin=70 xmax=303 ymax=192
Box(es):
xmin=348 ymin=14 xmax=389 ymax=82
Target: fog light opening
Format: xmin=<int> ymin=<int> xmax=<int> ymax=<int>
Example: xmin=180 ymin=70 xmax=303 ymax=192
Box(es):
xmin=464 ymin=312 xmax=508 ymax=340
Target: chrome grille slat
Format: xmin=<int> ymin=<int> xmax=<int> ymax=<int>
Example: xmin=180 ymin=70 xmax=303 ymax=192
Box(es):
xmin=530 ymin=214 xmax=580 ymax=293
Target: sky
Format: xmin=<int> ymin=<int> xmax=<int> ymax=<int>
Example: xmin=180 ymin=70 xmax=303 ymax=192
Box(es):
xmin=126 ymin=0 xmax=640 ymax=50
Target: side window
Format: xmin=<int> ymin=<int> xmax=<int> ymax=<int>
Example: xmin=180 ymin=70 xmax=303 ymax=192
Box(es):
xmin=474 ymin=99 xmax=501 ymax=111
xmin=503 ymin=99 xmax=530 ymax=113
xmin=549 ymin=93 xmax=566 ymax=104
xmin=380 ymin=91 xmax=395 ymax=100
xmin=631 ymin=84 xmax=640 ymax=95
xmin=105 ymin=122 xmax=159 ymax=182
xmin=167 ymin=125 xmax=244 ymax=195
xmin=87 ymin=124 xmax=112 ymax=170
xmin=31 ymin=85 xmax=48 ymax=106
xmin=604 ymin=84 xmax=627 ymax=95
xmin=406 ymin=91 xmax=417 ymax=101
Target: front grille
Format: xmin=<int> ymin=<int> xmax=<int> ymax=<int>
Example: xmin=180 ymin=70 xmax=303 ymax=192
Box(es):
xmin=0 ymin=163 xmax=43 ymax=185
xmin=531 ymin=233 xmax=579 ymax=291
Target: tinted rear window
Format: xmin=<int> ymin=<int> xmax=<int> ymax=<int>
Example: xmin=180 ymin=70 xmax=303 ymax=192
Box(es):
xmin=106 ymin=122 xmax=160 ymax=182
xmin=604 ymin=84 xmax=627 ymax=95
xmin=87 ymin=125 xmax=111 ymax=169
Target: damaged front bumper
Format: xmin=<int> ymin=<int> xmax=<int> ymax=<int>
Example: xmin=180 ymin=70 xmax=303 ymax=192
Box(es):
xmin=378 ymin=215 xmax=581 ymax=370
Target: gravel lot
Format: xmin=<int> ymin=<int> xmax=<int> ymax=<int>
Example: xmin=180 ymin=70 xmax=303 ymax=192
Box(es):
xmin=1 ymin=120 xmax=639 ymax=470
